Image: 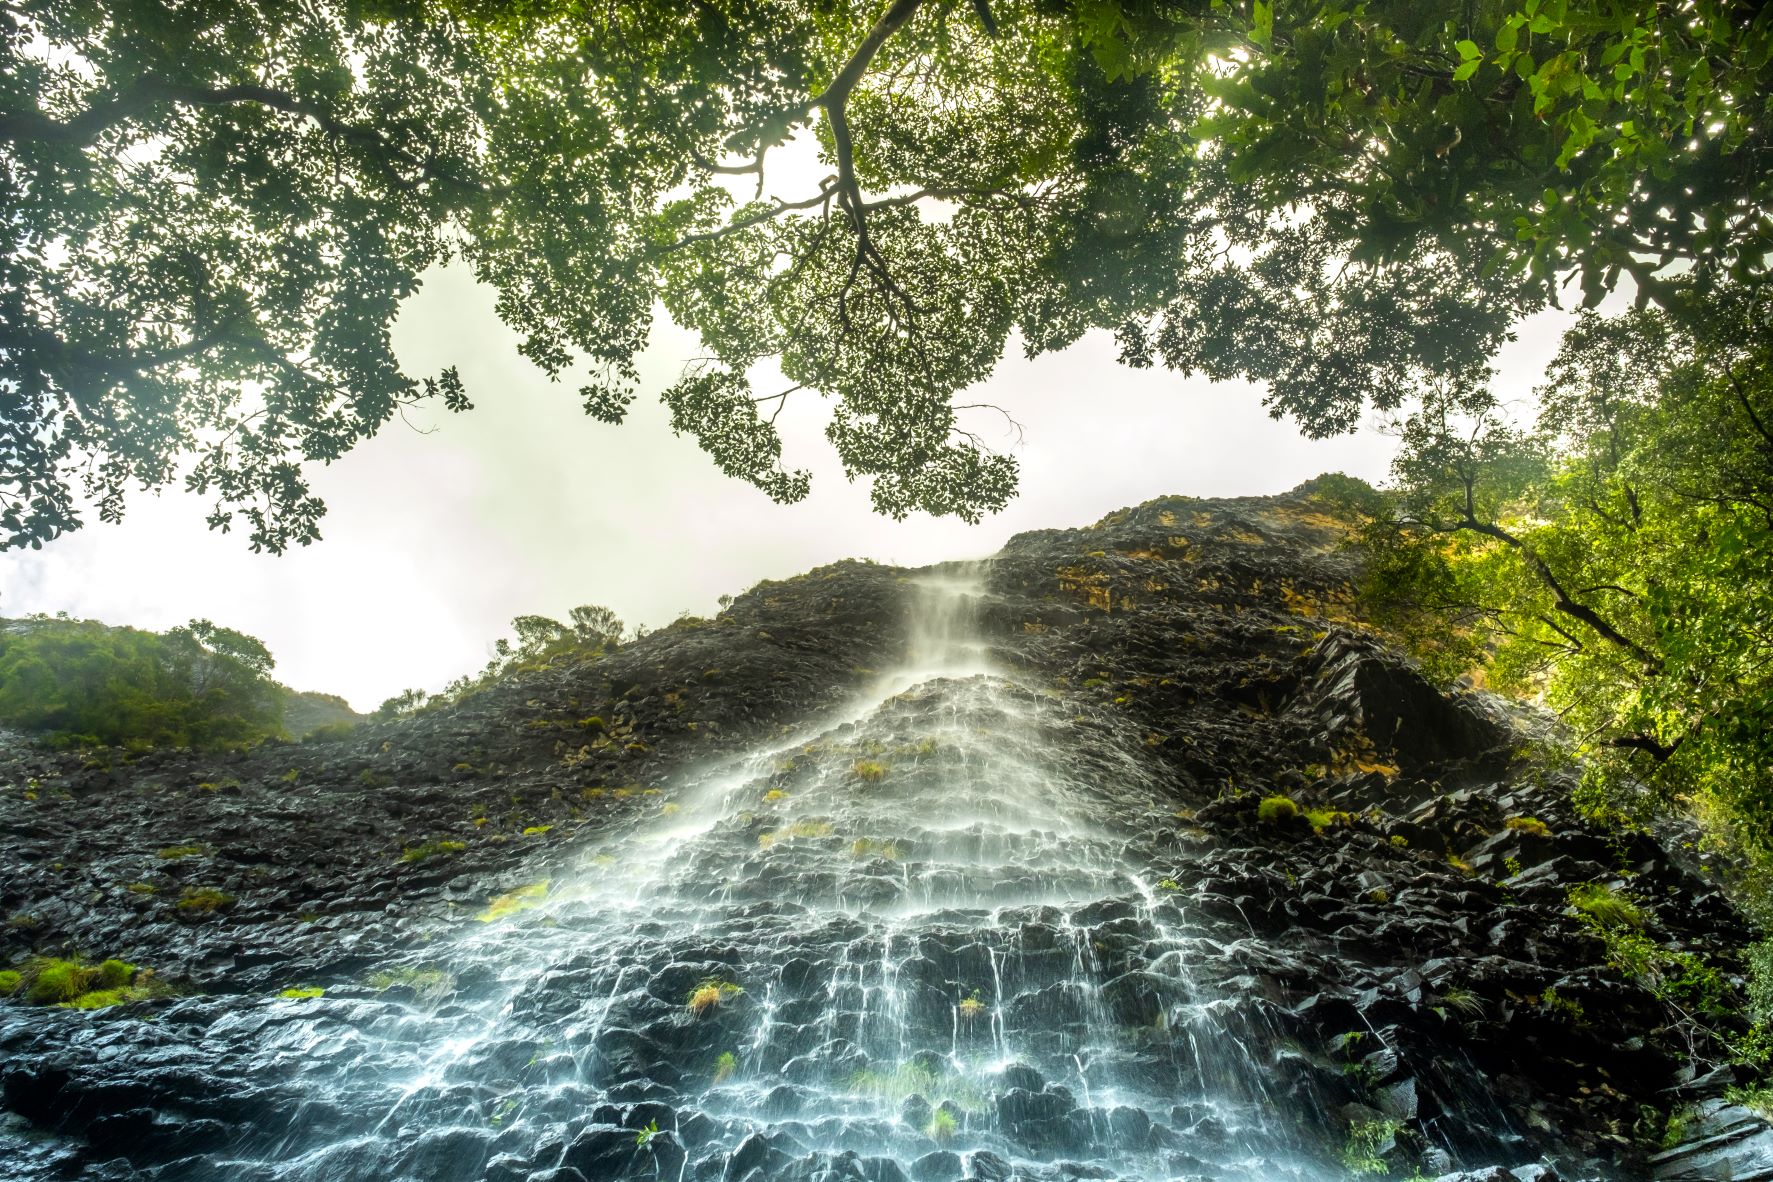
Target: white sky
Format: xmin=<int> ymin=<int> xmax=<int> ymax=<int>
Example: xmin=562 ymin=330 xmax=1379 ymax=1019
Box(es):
xmin=0 ymin=280 xmax=1575 ymax=711
xmin=0 ymin=120 xmax=1582 ymax=710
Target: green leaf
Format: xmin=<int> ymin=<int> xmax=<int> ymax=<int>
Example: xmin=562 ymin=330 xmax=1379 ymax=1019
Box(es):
xmin=1452 ymin=59 xmax=1481 ymax=82
xmin=1456 ymin=38 xmax=1482 ymax=60
xmin=1496 ymin=22 xmax=1519 ymax=53
xmin=1251 ymin=0 xmax=1274 ymax=49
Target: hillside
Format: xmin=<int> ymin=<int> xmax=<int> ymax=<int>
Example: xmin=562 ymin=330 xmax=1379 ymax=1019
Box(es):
xmin=1 ymin=486 xmax=1768 ymax=1182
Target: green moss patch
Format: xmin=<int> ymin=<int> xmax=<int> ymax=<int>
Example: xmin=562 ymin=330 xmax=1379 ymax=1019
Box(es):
xmin=1257 ymin=795 xmax=1298 ymax=824
xmin=4 ymin=956 xmax=162 ymax=1010
xmin=399 ymin=839 xmax=467 ymax=864
xmin=176 ymin=887 xmax=235 ymax=915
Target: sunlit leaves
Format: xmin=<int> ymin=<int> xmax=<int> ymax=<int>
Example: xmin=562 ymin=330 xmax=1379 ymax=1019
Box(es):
xmin=1363 ymin=285 xmax=1773 ymax=872
xmin=3 ymin=0 xmax=1767 ymax=546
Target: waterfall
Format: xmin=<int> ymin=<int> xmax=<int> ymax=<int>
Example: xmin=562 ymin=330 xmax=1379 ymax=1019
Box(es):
xmin=57 ymin=565 xmax=1350 ymax=1182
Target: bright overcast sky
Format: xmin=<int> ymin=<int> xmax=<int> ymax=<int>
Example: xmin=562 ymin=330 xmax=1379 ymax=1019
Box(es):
xmin=0 ymin=119 xmax=1581 ymax=713
xmin=0 ymin=283 xmax=1574 ymax=712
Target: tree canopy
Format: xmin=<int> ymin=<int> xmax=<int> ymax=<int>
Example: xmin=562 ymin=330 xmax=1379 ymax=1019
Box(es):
xmin=0 ymin=615 xmax=286 ymax=748
xmin=5 ymin=0 xmax=1766 ymax=550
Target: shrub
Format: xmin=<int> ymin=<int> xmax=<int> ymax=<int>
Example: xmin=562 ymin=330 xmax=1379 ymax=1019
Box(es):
xmin=1569 ymin=883 xmax=1645 ymax=929
xmin=1257 ymin=796 xmax=1299 ymax=824
xmin=1505 ymin=816 xmax=1553 ymax=838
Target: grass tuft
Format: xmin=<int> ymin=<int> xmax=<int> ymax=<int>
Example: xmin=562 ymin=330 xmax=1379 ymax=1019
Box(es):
xmin=1569 ymin=882 xmax=1645 ymax=929
xmin=687 ymin=978 xmax=743 ymax=1016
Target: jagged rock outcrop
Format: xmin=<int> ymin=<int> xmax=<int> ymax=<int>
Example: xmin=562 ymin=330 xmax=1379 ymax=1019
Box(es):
xmin=0 ymin=486 xmax=1765 ymax=1182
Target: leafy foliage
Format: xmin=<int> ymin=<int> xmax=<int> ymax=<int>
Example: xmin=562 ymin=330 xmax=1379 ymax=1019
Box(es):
xmin=1354 ymin=281 xmax=1773 ymax=904
xmin=6 ymin=0 xmax=1764 ymax=547
xmin=0 ymin=615 xmax=284 ymax=749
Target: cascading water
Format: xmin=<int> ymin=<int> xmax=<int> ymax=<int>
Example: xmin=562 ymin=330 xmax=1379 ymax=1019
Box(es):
xmin=29 ymin=566 xmax=1357 ymax=1182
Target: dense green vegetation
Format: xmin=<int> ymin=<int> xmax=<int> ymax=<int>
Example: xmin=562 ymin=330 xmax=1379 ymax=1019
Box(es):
xmin=0 ymin=616 xmax=286 ymax=749
xmin=1336 ymin=280 xmax=1773 ymax=914
xmin=5 ymin=0 xmax=1765 ymax=547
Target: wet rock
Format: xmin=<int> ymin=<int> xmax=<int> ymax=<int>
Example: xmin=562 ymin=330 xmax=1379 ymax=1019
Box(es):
xmin=1650 ymin=1100 xmax=1773 ymax=1180
xmin=909 ymin=1150 xmax=962 ymax=1181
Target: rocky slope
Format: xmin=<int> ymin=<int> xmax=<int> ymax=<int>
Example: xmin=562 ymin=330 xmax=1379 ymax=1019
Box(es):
xmin=1 ymin=485 xmax=1768 ymax=1182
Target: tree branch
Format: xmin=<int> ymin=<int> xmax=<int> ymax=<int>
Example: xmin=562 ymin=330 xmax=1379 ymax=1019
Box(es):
xmin=1456 ymin=513 xmax=1661 ymax=669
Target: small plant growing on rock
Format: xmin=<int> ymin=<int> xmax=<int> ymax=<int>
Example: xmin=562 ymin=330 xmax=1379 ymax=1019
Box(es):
xmin=851 ymin=759 xmax=888 ymax=782
xmin=11 ymin=957 xmax=160 ymax=1009
xmin=926 ymin=1109 xmax=958 ymax=1142
xmin=26 ymin=958 xmax=89 ymax=1004
xmin=1303 ymin=807 xmax=1354 ymax=834
xmin=1340 ymin=1117 xmax=1402 ymax=1175
xmin=851 ymin=837 xmax=902 ymax=860
xmin=157 ymin=845 xmax=204 ymax=860
xmin=1437 ymin=986 xmax=1484 ymax=1018
xmin=125 ymin=882 xmax=158 ymax=895
xmin=958 ymin=991 xmax=987 ymax=1021
xmin=1257 ymin=796 xmax=1298 ymax=824
xmin=1157 ymin=878 xmax=1180 ymax=891
xmin=478 ymin=881 xmax=549 ymax=923
xmin=1505 ymin=816 xmax=1553 ymax=838
xmin=280 ymin=986 xmax=324 ymax=999
xmin=713 ymin=1051 xmax=739 ymax=1083
xmin=1569 ymin=883 xmax=1645 ymax=929
xmin=176 ymin=887 xmax=234 ymax=916
xmin=399 ymin=839 xmax=467 ymax=863
xmin=1540 ymin=987 xmax=1585 ymax=1024
xmin=366 ymin=967 xmax=456 ymax=1001
xmin=687 ymin=978 xmax=743 ymax=1016
xmin=634 ymin=1120 xmax=659 ymax=1147
xmin=763 ymin=788 xmax=789 ymax=802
